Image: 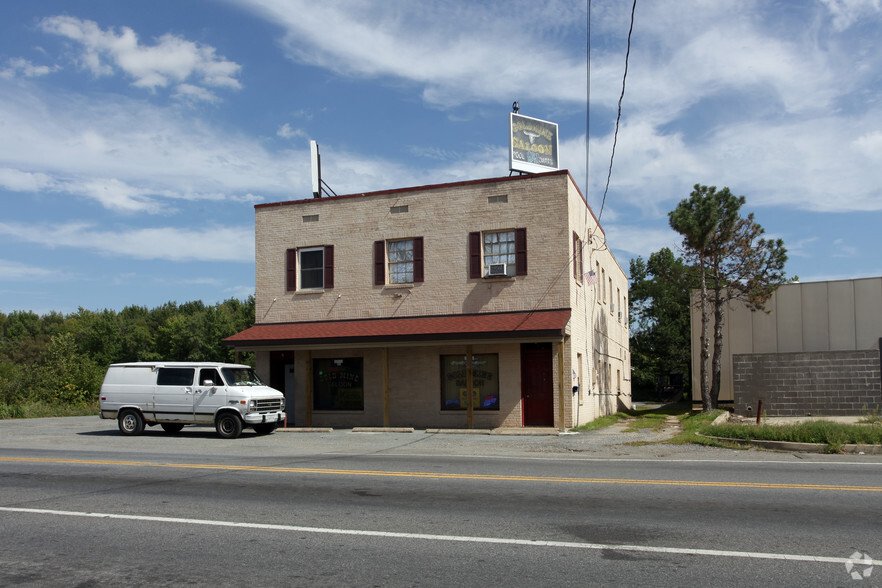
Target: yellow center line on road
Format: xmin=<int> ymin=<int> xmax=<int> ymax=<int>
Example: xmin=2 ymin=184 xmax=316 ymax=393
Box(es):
xmin=2 ymin=456 xmax=880 ymax=492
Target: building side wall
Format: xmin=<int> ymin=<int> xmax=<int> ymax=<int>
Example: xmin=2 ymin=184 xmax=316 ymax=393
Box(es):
xmin=691 ymin=277 xmax=882 ymax=410
xmin=564 ymin=181 xmax=630 ymax=424
xmin=733 ymin=350 xmax=881 ymax=417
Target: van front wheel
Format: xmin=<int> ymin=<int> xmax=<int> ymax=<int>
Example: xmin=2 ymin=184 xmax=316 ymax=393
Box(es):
xmin=253 ymin=423 xmax=278 ymax=435
xmin=216 ymin=413 xmax=243 ymax=439
xmin=118 ymin=409 xmax=145 ymax=436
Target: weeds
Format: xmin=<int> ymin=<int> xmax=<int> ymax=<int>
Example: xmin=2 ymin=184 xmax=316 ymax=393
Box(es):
xmin=860 ymin=405 xmax=882 ymax=425
xmin=703 ymin=420 xmax=882 ymax=452
xmin=0 ymin=401 xmax=98 ymax=420
xmin=572 ymin=412 xmax=629 ymax=431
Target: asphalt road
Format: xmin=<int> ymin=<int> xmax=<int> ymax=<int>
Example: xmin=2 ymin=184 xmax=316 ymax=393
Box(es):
xmin=1 ymin=417 xmax=880 ymax=587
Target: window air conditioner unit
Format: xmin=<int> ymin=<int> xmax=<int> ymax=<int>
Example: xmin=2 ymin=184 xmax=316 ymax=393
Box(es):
xmin=487 ymin=263 xmax=507 ymax=277
xmin=610 ymin=303 xmax=615 ymax=313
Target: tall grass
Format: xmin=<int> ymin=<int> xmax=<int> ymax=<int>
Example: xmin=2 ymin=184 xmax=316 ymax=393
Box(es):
xmin=0 ymin=401 xmax=98 ymax=420
xmin=705 ymin=421 xmax=882 ymax=446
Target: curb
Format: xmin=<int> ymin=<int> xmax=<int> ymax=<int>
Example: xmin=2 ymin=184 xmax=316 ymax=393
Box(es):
xmin=701 ymin=434 xmax=882 ymax=454
xmin=490 ymin=428 xmax=561 ymax=436
xmin=277 ymin=427 xmax=566 ymax=436
xmin=426 ymin=428 xmax=492 ymax=435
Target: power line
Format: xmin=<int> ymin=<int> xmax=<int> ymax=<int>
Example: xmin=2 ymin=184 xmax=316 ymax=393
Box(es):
xmin=597 ymin=0 xmax=637 ymax=224
xmin=586 ymin=0 xmax=591 ymax=206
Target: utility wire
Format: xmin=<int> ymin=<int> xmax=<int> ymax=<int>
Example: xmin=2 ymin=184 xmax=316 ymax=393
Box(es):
xmin=597 ymin=0 xmax=636 ymax=224
xmin=519 ymin=0 xmax=637 ymax=327
xmin=586 ymin=0 xmax=591 ymax=206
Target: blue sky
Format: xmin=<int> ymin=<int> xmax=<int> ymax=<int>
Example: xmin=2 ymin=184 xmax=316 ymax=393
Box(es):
xmin=1 ymin=0 xmax=881 ymax=315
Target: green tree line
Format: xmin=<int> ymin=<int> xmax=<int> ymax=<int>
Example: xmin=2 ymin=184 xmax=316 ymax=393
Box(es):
xmin=0 ymin=297 xmax=255 ymax=412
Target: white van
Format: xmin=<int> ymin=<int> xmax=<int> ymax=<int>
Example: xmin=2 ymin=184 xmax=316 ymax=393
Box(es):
xmin=99 ymin=362 xmax=286 ymax=439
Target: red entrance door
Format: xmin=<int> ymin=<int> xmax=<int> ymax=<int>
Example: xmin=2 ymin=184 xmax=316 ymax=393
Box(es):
xmin=521 ymin=343 xmax=554 ymax=426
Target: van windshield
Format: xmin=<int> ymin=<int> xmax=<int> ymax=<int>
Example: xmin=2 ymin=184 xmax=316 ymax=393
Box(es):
xmin=221 ymin=368 xmax=264 ymax=387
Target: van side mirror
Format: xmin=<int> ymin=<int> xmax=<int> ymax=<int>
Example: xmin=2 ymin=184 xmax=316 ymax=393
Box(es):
xmin=202 ymin=380 xmax=214 ymax=387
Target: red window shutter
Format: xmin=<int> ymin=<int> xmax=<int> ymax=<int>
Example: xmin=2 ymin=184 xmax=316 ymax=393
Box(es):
xmin=515 ymin=228 xmax=527 ymax=275
xmin=286 ymin=248 xmax=296 ymax=291
xmin=324 ymin=245 xmax=334 ymax=289
xmin=468 ymin=232 xmax=481 ymax=279
xmin=413 ymin=236 xmax=424 ymax=283
xmin=374 ymin=240 xmax=385 ymax=285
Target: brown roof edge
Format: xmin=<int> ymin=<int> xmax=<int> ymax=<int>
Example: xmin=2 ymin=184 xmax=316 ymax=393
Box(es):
xmin=222 ymin=328 xmax=569 ymax=348
xmin=223 ymin=308 xmax=572 ymax=347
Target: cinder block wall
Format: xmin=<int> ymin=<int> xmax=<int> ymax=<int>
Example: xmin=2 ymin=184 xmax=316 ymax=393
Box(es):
xmin=733 ymin=350 xmax=882 ymax=416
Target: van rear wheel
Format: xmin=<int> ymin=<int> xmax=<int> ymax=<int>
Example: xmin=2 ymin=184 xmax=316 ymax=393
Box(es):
xmin=216 ymin=413 xmax=243 ymax=439
xmin=118 ymin=409 xmax=145 ymax=436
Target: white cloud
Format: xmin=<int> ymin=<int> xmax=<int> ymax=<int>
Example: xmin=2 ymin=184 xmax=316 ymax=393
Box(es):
xmin=233 ymin=0 xmax=588 ymax=108
xmin=0 ymin=221 xmax=254 ymax=263
xmin=39 ymin=16 xmax=242 ymax=97
xmin=71 ymin=178 xmax=165 ymax=213
xmin=0 ymin=83 xmax=307 ymax=209
xmin=853 ymin=131 xmax=882 ymax=160
xmin=820 ymin=0 xmax=882 ymax=30
xmin=0 ymin=259 xmax=60 ymax=281
xmin=0 ymin=168 xmax=56 ymax=192
xmin=785 ymin=237 xmax=818 ymax=258
xmin=604 ymin=224 xmax=682 ymax=263
xmin=832 ymin=238 xmax=859 ymax=258
xmin=174 ymin=83 xmax=220 ymax=103
xmin=0 ymin=58 xmax=56 ymax=79
xmin=277 ymin=123 xmax=307 ymax=139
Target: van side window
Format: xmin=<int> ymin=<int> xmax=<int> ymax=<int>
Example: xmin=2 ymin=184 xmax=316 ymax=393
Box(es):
xmin=156 ymin=368 xmax=195 ymax=386
xmin=199 ymin=368 xmax=222 ymax=386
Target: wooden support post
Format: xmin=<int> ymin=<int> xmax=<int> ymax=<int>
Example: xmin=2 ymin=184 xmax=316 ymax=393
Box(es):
xmin=558 ymin=340 xmax=566 ymax=431
xmin=305 ymin=350 xmax=313 ymax=428
xmin=383 ymin=347 xmax=390 ymax=427
xmin=466 ymin=345 xmax=474 ymax=429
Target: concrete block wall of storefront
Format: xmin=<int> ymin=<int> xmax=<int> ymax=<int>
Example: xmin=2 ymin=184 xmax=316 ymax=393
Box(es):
xmin=733 ymin=350 xmax=882 ymax=416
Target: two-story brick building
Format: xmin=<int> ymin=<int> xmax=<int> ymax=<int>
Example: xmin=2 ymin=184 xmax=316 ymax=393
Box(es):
xmin=224 ymin=169 xmax=630 ymax=429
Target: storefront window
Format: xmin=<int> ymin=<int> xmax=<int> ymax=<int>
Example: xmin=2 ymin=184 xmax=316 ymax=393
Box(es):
xmin=313 ymin=358 xmax=363 ymax=410
xmin=440 ymin=354 xmax=499 ymax=410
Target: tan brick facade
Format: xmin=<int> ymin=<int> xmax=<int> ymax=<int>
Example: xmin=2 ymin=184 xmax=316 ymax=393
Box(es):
xmin=233 ymin=170 xmax=630 ymax=428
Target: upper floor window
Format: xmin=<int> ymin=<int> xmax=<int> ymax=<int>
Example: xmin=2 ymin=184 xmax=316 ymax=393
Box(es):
xmin=286 ymin=245 xmax=334 ymax=291
xmin=300 ymin=248 xmax=324 ymax=289
xmin=374 ymin=238 xmax=424 ymax=285
xmin=573 ymin=232 xmax=584 ymax=283
xmin=469 ymin=228 xmax=527 ymax=278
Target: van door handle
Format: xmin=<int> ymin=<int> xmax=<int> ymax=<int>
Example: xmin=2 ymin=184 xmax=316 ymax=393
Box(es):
xmin=185 ymin=388 xmax=192 ymax=394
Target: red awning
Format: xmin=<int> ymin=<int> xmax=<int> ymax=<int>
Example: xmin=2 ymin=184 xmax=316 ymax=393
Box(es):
xmin=224 ymin=309 xmax=571 ymax=347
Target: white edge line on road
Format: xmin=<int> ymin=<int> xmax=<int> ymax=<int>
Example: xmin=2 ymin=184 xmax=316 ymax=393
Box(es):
xmin=0 ymin=506 xmax=849 ymax=565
